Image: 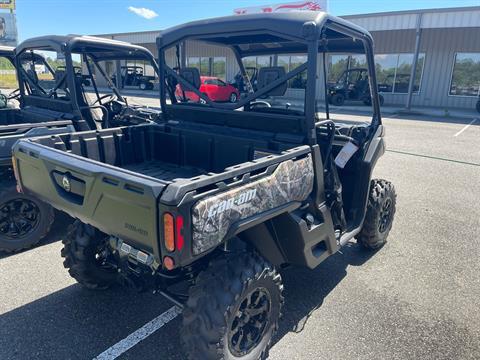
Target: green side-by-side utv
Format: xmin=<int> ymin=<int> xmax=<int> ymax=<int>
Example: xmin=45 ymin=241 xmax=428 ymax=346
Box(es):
xmin=12 ymin=13 xmax=396 ymax=359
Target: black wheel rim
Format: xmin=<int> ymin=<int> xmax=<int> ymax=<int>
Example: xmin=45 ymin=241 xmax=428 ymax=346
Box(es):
xmin=379 ymin=198 xmax=393 ymax=233
xmin=229 ymin=287 xmax=271 ymax=357
xmin=0 ymin=198 xmax=40 ymax=239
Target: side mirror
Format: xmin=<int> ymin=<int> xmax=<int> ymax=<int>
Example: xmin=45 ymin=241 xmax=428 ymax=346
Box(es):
xmin=0 ymin=93 xmax=8 ymax=109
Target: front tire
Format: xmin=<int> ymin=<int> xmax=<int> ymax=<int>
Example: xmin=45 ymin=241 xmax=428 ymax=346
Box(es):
xmin=61 ymin=220 xmax=117 ymax=290
xmin=357 ymin=179 xmax=397 ymax=250
xmin=183 ymin=251 xmax=283 ymax=360
xmin=331 ymin=93 xmax=345 ymax=106
xmin=0 ymin=182 xmax=54 ymax=253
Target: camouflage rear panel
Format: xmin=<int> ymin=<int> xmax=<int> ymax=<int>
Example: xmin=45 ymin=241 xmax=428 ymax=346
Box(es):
xmin=191 ymin=155 xmax=314 ymax=255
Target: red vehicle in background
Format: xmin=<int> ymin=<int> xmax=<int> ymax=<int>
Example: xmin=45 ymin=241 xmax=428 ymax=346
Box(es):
xmin=176 ymin=76 xmax=239 ymax=103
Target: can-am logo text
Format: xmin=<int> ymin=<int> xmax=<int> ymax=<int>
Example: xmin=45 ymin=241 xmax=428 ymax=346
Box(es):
xmin=208 ymin=189 xmax=257 ymax=218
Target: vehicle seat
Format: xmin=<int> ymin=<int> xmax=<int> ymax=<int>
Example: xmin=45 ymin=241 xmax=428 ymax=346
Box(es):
xmin=257 ymin=67 xmax=287 ymax=96
xmin=26 ymin=69 xmax=39 ymax=84
xmin=74 ymin=76 xmax=102 ymax=130
xmin=54 ymin=69 xmax=68 ymax=91
xmin=26 ymin=69 xmax=41 ymax=95
xmin=179 ymin=68 xmax=201 ymax=89
xmin=355 ymin=77 xmax=369 ymax=95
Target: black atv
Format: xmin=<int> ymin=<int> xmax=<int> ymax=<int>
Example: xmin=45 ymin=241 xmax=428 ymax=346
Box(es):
xmin=14 ymin=13 xmax=396 ymax=359
xmin=328 ymin=67 xmax=384 ymax=107
xmin=0 ymin=36 xmax=160 ymax=253
xmin=112 ymin=66 xmax=155 ymax=91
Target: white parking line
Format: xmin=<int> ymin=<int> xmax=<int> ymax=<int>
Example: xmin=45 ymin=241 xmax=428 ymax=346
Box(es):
xmin=454 ymin=118 xmax=477 ymax=137
xmin=93 ymin=306 xmax=182 ymax=360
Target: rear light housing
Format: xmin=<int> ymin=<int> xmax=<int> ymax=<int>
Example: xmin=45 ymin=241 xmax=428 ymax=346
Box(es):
xmin=175 ymin=215 xmax=184 ymax=251
xmin=163 ymin=213 xmax=175 ymax=252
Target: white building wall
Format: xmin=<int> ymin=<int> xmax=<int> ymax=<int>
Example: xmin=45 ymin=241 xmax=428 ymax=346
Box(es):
xmin=372 ymin=27 xmax=480 ymax=109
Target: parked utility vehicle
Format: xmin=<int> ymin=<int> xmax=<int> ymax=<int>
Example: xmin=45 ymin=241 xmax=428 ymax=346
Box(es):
xmin=1 ymin=36 xmax=160 ymax=252
xmin=13 ymin=13 xmax=396 ymax=359
xmin=111 ymin=65 xmax=155 ymax=91
xmin=328 ymin=67 xmax=384 ymax=106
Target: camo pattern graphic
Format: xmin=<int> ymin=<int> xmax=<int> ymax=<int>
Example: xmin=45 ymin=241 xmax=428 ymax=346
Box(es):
xmin=191 ymin=155 xmax=314 ymax=255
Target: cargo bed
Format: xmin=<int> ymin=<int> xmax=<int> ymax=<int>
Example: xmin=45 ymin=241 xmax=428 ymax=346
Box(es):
xmin=0 ymin=107 xmax=74 ymax=166
xmin=13 ymin=122 xmax=311 ymax=254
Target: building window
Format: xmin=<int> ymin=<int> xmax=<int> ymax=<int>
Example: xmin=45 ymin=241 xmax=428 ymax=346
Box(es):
xmin=242 ymin=56 xmax=273 ymax=71
xmin=329 ymin=53 xmax=424 ymax=94
xmin=449 ymin=53 xmax=480 ymax=97
xmin=375 ymin=53 xmax=425 ymax=94
xmin=212 ymin=57 xmax=226 ymax=80
xmin=289 ymin=55 xmax=307 ymax=89
xmin=277 ymin=55 xmax=307 ymax=89
xmin=328 ymin=55 xmax=349 ymax=83
xmin=328 ymin=54 xmax=367 ymax=82
xmin=187 ymin=56 xmax=227 ymax=80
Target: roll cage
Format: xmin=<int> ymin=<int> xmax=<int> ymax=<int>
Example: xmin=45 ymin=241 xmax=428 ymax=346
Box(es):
xmin=15 ymin=35 xmax=160 ymax=125
xmin=157 ymin=12 xmax=382 ymax=145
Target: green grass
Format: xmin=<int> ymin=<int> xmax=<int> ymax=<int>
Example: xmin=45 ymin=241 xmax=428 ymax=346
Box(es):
xmin=0 ymin=73 xmax=18 ymax=89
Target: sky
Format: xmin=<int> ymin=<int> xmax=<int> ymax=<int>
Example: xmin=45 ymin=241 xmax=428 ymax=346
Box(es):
xmin=10 ymin=0 xmax=480 ymax=42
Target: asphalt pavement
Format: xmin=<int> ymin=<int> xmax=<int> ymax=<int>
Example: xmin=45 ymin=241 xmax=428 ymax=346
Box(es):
xmin=0 ymin=111 xmax=479 ymax=360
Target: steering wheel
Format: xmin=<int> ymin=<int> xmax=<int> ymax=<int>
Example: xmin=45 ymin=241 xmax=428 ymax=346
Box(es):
xmin=249 ymin=100 xmax=271 ymax=109
xmin=92 ymin=93 xmax=117 ymax=106
xmin=7 ymin=88 xmax=21 ymax=100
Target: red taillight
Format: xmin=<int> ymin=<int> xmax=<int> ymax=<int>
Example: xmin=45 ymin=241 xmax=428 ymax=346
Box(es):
xmin=163 ymin=213 xmax=175 ymax=252
xmin=175 ymin=215 xmax=184 ymax=251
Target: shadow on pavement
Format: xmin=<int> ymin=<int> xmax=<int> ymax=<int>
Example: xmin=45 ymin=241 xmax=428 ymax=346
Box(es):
xmin=273 ymin=242 xmax=377 ymax=342
xmin=0 ymin=241 xmax=379 ymax=360
xmin=0 ymin=283 xmax=171 ymax=360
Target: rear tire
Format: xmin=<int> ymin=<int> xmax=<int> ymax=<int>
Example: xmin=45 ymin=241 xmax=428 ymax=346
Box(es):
xmin=357 ymin=179 xmax=397 ymax=250
xmin=139 ymin=82 xmax=147 ymax=91
xmin=0 ymin=182 xmax=54 ymax=253
xmin=331 ymin=93 xmax=345 ymax=106
xmin=61 ymin=220 xmax=117 ymax=290
xmin=476 ymin=100 xmax=480 ymax=114
xmin=183 ymin=251 xmax=283 ymax=360
xmin=229 ymin=92 xmax=238 ymax=103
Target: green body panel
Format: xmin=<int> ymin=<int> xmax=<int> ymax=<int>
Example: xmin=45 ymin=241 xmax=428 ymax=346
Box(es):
xmin=14 ymin=144 xmax=162 ymax=254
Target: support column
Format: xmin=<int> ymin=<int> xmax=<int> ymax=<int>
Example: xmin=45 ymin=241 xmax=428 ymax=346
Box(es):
xmin=406 ymin=13 xmax=423 ymax=110
xmin=115 ymin=60 xmax=122 ymax=89
xmin=180 ymin=41 xmax=187 ymax=68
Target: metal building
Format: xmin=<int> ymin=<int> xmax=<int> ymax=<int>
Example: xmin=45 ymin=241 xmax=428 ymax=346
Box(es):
xmin=96 ymin=6 xmax=480 ymax=110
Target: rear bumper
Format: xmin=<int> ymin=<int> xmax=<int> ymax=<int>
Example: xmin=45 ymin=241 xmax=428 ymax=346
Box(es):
xmin=13 ymin=140 xmax=165 ymax=261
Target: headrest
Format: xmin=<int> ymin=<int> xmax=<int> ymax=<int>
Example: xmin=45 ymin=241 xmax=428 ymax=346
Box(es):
xmin=26 ymin=68 xmax=39 ymax=84
xmin=179 ymin=67 xmax=201 ymax=90
xmin=257 ymin=67 xmax=287 ymax=97
xmin=54 ymin=69 xmax=68 ymax=90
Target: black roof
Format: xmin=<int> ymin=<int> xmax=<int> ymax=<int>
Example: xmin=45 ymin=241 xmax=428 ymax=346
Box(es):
xmin=157 ymin=12 xmax=372 ymax=55
xmin=16 ymin=35 xmax=155 ymax=61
